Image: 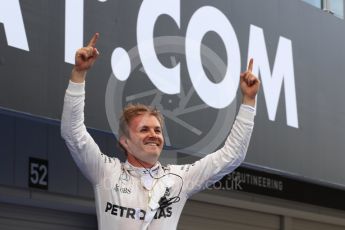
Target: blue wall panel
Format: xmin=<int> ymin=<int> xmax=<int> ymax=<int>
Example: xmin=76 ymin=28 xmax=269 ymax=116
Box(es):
xmin=0 ymin=114 xmax=15 ymax=185
xmin=0 ymin=108 xmax=119 ymax=200
xmin=14 ymin=118 xmax=48 ymax=188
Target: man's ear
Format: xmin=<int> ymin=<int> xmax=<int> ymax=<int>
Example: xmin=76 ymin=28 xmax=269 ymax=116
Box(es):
xmin=119 ymin=136 xmax=129 ymax=149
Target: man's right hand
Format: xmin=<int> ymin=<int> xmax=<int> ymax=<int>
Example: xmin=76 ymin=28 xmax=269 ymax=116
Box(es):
xmin=71 ymin=33 xmax=100 ymax=83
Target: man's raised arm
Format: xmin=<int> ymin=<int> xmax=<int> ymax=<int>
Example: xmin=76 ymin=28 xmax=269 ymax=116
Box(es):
xmin=61 ymin=33 xmax=108 ymax=185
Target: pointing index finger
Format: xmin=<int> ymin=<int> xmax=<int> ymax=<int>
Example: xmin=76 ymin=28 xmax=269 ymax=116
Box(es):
xmin=87 ymin=33 xmax=99 ymax=47
xmin=248 ymin=58 xmax=253 ymax=72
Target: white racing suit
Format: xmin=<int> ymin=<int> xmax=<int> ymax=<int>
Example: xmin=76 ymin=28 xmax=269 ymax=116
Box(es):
xmin=61 ymin=81 xmax=255 ymax=230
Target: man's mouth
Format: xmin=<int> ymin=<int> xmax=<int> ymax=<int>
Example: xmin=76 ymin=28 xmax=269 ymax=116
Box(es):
xmin=144 ymin=141 xmax=160 ymax=146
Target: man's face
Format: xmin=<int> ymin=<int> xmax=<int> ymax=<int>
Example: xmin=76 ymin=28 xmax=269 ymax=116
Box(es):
xmin=121 ymin=113 xmax=164 ymax=164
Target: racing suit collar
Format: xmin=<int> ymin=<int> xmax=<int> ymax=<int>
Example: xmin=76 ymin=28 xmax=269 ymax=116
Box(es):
xmin=124 ymin=160 xmax=162 ymax=178
xmin=123 ymin=161 xmax=167 ymax=191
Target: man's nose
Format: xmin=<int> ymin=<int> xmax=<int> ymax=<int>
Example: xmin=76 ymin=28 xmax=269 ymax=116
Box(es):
xmin=148 ymin=129 xmax=157 ymax=137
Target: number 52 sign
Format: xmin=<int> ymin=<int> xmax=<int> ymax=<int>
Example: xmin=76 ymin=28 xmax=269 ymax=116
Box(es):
xmin=29 ymin=157 xmax=48 ymax=190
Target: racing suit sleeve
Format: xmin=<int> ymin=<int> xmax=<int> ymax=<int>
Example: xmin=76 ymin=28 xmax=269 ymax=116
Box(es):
xmin=61 ymin=80 xmax=114 ymax=186
xmin=179 ymin=105 xmax=255 ymax=197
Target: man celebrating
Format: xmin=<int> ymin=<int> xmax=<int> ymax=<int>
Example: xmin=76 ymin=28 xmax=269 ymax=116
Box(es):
xmin=61 ymin=33 xmax=260 ymax=230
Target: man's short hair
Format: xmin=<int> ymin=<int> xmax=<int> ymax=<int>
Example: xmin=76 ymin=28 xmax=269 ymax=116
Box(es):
xmin=118 ymin=103 xmax=164 ymax=153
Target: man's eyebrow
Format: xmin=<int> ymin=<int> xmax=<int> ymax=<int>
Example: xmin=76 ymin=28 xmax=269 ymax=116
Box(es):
xmin=138 ymin=125 xmax=161 ymax=129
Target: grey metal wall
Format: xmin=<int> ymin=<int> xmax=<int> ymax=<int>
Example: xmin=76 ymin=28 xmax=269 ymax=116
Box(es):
xmin=1 ymin=0 xmax=345 ymax=189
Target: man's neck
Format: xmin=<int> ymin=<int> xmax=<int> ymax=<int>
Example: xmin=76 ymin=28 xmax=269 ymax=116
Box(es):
xmin=127 ymin=154 xmax=155 ymax=168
